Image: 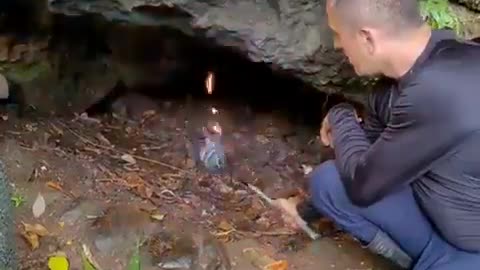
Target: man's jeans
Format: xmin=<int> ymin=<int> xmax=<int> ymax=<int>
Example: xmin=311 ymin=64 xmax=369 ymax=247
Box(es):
xmin=310 ymin=160 xmax=480 ymax=270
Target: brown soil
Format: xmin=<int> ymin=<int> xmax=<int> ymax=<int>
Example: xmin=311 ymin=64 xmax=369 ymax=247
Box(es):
xmin=0 ymin=97 xmax=396 ymax=270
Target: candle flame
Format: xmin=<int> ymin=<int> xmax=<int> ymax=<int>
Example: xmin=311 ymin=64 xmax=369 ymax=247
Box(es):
xmin=211 ymin=107 xmax=218 ymax=114
xmin=205 ymin=71 xmax=214 ymax=95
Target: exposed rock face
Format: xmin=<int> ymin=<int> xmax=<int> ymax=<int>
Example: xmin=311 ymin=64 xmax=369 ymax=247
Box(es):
xmin=46 ymin=0 xmax=480 ymax=97
xmin=0 ymin=0 xmax=476 ymax=115
xmin=48 ymin=0 xmax=355 ymax=94
xmin=455 ymin=0 xmax=480 ymax=11
xmin=451 ymin=3 xmax=480 ymax=38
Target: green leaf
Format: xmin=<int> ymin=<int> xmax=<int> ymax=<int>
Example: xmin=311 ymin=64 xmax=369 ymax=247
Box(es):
xmin=127 ymin=244 xmax=141 ymax=270
xmin=419 ymin=0 xmax=462 ymax=35
xmin=82 ymin=254 xmax=97 ymax=270
xmin=11 ymin=193 xmax=25 ymax=208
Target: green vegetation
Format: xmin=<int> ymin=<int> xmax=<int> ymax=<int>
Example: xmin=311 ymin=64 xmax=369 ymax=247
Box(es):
xmin=0 ymin=61 xmax=51 ymax=83
xmin=420 ymin=0 xmax=462 ymax=34
xmin=10 ymin=192 xmax=25 ymax=208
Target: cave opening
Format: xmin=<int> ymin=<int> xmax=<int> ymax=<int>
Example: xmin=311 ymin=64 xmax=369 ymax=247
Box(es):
xmin=83 ymin=23 xmax=333 ymax=143
xmin=0 ymin=4 xmax=388 ymax=269
xmin=0 ymin=1 xmax=343 ymax=144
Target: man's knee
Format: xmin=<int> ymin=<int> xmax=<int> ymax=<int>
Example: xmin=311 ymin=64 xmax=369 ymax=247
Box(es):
xmin=309 ymin=160 xmax=345 ymax=208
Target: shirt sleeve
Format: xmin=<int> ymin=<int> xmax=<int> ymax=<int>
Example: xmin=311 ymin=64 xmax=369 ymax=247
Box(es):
xmin=362 ymin=88 xmax=391 ymax=143
xmin=328 ymin=78 xmax=468 ymax=207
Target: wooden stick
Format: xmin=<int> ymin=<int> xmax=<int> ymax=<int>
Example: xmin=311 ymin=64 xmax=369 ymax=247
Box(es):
xmin=246 ymin=184 xmax=320 ymax=240
xmin=58 ymin=121 xmax=193 ymax=175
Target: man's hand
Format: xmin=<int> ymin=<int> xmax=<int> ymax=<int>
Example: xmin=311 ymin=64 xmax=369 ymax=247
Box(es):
xmin=272 ymin=197 xmax=304 ymax=231
xmin=320 ymin=115 xmax=334 ymax=148
xmin=320 ymin=108 xmax=362 ymax=148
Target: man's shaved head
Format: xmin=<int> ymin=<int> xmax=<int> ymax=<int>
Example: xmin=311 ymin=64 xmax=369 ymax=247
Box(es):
xmin=325 ymin=0 xmax=431 ymax=77
xmin=328 ymin=0 xmax=424 ymax=34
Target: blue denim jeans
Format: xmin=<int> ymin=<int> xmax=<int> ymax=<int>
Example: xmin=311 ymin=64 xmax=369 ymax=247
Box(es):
xmin=309 ymin=160 xmax=480 ymax=270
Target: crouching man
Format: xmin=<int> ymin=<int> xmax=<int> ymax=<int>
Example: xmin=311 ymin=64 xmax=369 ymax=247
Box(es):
xmin=284 ymin=1 xmax=480 ymax=269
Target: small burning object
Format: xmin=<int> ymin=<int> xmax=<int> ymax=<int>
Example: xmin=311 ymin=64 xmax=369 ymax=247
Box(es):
xmin=187 ymin=71 xmax=227 ymax=173
xmin=198 ymin=120 xmax=226 ymax=173
xmin=205 ymin=72 xmax=214 ymax=95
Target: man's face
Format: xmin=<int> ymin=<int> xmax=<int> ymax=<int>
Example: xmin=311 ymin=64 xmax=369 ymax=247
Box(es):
xmin=326 ymin=3 xmax=383 ymax=76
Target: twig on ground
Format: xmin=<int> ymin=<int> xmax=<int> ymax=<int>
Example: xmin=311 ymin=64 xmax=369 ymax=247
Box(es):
xmin=57 ymin=121 xmax=193 ymax=175
xmin=158 ymin=189 xmax=181 ymax=201
xmin=248 ymin=230 xmax=298 ymax=237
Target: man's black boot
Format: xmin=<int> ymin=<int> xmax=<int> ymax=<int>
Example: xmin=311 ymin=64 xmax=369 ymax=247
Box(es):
xmin=364 ymin=230 xmax=412 ymax=269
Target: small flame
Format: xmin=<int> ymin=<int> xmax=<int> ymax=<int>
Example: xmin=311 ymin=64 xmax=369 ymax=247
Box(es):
xmin=205 ymin=72 xmax=214 ymax=95
xmin=212 ymin=124 xmax=222 ymax=134
xmin=211 ymin=107 xmax=218 ymax=114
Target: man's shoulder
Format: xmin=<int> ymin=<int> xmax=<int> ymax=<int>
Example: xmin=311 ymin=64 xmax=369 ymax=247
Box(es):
xmin=399 ymin=40 xmax=480 ymax=121
xmin=406 ymin=39 xmax=480 ymax=93
xmin=424 ymin=38 xmax=480 ymax=71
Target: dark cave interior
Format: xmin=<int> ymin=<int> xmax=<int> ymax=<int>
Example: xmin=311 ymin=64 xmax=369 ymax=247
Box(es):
xmin=0 ymin=1 xmax=361 ymax=136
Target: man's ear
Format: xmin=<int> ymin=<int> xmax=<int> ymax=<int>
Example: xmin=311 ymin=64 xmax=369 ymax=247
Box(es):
xmin=358 ymin=28 xmax=376 ymax=55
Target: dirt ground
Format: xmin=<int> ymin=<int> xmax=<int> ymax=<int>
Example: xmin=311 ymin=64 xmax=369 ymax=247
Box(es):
xmin=0 ymin=96 xmax=397 ymax=270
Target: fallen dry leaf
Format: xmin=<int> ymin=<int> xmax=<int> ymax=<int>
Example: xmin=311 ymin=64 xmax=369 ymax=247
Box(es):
xmin=23 ymin=222 xmax=50 ymax=236
xmin=49 ymin=123 xmax=64 ymax=136
xmin=95 ymin=133 xmax=111 ymax=146
xmin=121 ymin=154 xmax=136 ymax=164
xmin=242 ymin=248 xmax=288 ymax=270
xmin=255 ymin=135 xmax=269 ymax=144
xmin=124 ymin=173 xmax=144 ymax=188
xmin=218 ymin=220 xmax=235 ymax=231
xmin=144 ymin=186 xmax=153 ymax=198
xmin=32 ymin=192 xmax=46 ymax=218
xmin=46 ymin=181 xmax=64 ymax=192
xmin=21 ymin=222 xmax=50 ymax=250
xmin=22 ymin=231 xmax=39 ymax=250
xmin=150 ymin=214 xmax=165 ymax=221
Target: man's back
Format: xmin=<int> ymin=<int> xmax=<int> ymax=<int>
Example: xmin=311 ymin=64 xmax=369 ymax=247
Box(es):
xmin=362 ymin=34 xmax=480 ymax=252
xmin=408 ymin=39 xmax=480 ymax=252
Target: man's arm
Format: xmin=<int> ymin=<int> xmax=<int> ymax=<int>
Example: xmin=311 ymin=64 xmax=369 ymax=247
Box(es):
xmin=328 ymin=78 xmax=469 ymax=207
xmin=359 ymin=77 xmax=396 ymax=143
xmin=362 ymin=87 xmax=393 ymax=143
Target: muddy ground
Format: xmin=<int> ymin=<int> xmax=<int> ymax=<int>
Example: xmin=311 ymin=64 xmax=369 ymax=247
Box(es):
xmin=0 ymin=95 xmax=397 ymax=270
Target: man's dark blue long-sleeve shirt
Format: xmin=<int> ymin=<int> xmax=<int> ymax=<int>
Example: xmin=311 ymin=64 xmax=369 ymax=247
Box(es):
xmin=328 ymin=31 xmax=480 ymax=252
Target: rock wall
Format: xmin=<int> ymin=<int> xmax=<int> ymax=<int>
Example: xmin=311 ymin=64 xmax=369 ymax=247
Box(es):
xmin=0 ymin=0 xmax=479 ymax=114
xmin=47 ymin=0 xmax=480 ymax=95
xmin=0 ymin=14 xmax=119 ymax=115
xmin=48 ymin=0 xmax=355 ymax=95
xmin=455 ymin=0 xmax=480 ymax=11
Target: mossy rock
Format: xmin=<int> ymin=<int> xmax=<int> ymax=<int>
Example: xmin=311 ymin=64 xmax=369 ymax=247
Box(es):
xmin=454 ymin=0 xmax=480 ymax=11
xmin=0 ymin=61 xmax=51 ymax=84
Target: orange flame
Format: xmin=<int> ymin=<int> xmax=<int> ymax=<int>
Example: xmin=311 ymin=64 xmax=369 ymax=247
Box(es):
xmin=212 ymin=124 xmax=222 ymax=134
xmin=205 ymin=71 xmax=214 ymax=95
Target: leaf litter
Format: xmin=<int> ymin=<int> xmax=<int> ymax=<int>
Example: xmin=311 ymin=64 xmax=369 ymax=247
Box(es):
xmin=32 ymin=192 xmax=46 ymax=218
xmin=5 ymin=96 xmax=332 ymax=269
